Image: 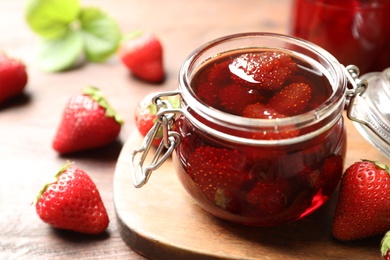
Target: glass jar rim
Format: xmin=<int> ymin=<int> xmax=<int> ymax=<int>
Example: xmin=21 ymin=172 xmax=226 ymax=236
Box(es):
xmin=178 ymin=32 xmax=347 ymax=145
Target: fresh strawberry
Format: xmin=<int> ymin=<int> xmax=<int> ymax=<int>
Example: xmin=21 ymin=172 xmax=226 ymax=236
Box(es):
xmin=118 ymin=30 xmax=164 ymax=83
xmin=35 ymin=163 xmax=109 ymax=234
xmin=186 ymin=146 xmax=248 ymax=212
xmin=135 ymin=92 xmax=180 ymax=147
xmin=52 ymin=86 xmax=123 ymax=154
xmin=267 ymin=82 xmax=312 ymax=116
xmin=229 ymin=51 xmax=298 ymax=91
xmin=241 ymin=102 xmax=299 ymax=140
xmin=219 ymin=83 xmax=269 ymax=115
xmin=381 ymin=231 xmax=390 ymax=260
xmin=332 ymin=160 xmax=390 ymax=241
xmin=0 ymin=52 xmax=28 ymax=104
xmin=135 ymin=92 xmax=160 ymax=146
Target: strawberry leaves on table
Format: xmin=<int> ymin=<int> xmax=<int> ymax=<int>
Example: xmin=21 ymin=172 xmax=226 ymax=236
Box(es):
xmin=80 ymin=7 xmax=122 ymax=62
xmin=25 ymin=0 xmax=121 ymax=72
xmin=35 ymin=30 xmax=84 ymax=72
xmin=25 ymin=0 xmax=80 ymax=40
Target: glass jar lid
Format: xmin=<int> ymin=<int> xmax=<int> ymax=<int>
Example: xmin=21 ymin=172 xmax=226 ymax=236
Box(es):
xmin=347 ymin=67 xmax=390 ymax=158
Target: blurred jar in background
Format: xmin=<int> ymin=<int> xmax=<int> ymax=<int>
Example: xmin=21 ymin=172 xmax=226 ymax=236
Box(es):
xmin=290 ymin=0 xmax=390 ymax=74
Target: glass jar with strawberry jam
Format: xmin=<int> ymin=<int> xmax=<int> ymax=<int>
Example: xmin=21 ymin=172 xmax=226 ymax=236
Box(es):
xmin=130 ymin=33 xmax=378 ymax=226
xmin=290 ymin=0 xmax=390 ymax=74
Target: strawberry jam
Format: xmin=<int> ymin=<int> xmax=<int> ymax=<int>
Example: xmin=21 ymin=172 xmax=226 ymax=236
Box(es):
xmin=290 ymin=0 xmax=390 ymax=74
xmin=172 ymin=33 xmax=348 ymax=226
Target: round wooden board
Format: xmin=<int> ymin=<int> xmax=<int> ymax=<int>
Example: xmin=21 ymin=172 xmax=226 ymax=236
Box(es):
xmin=113 ymin=125 xmax=386 ymax=260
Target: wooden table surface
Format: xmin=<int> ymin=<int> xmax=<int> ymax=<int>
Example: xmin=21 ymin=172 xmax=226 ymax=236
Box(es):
xmin=1 ymin=0 xmax=389 ymax=259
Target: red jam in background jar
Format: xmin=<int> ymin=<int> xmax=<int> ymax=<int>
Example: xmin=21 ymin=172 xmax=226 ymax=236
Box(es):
xmin=290 ymin=0 xmax=390 ymax=74
xmin=173 ymin=47 xmax=347 ymax=226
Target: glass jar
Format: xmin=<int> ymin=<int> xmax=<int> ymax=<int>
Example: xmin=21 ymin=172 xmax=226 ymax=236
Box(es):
xmin=130 ymin=33 xmax=370 ymax=226
xmin=290 ymin=0 xmax=390 ymax=74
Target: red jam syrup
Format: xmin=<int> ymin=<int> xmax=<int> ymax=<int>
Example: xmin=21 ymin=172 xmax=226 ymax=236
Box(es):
xmin=290 ymin=0 xmax=390 ymax=74
xmin=174 ymin=49 xmax=346 ymax=226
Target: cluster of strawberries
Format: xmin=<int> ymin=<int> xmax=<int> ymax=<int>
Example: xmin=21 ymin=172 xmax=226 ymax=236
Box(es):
xmin=189 ymin=51 xmax=390 ymax=257
xmin=184 ymin=145 xmax=344 ymax=226
xmin=195 ymin=51 xmax=326 ymax=122
xmin=1 ymin=31 xmax=164 ymax=235
xmin=2 ymin=29 xmax=390 ymax=259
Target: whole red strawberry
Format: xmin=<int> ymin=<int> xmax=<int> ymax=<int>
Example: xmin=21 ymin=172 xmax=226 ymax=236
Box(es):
xmin=186 ymin=146 xmax=248 ymax=212
xmin=135 ymin=92 xmax=180 ymax=147
xmin=246 ymin=178 xmax=291 ymax=216
xmin=243 ymin=102 xmax=285 ymax=119
xmin=35 ymin=163 xmax=109 ymax=234
xmin=381 ymin=231 xmax=390 ymax=259
xmin=0 ymin=52 xmax=28 ymax=104
xmin=118 ymin=30 xmax=164 ymax=83
xmin=229 ymin=51 xmax=298 ymax=92
xmin=52 ymin=86 xmax=123 ymax=154
xmin=242 ymin=102 xmax=299 ymax=140
xmin=219 ymin=83 xmax=268 ymax=115
xmin=206 ymin=59 xmax=232 ymax=85
xmin=267 ymin=82 xmax=312 ymax=116
xmin=332 ymin=160 xmax=390 ymax=241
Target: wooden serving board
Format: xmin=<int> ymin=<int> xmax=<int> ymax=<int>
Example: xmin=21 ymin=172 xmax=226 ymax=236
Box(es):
xmin=113 ymin=116 xmax=389 ymax=260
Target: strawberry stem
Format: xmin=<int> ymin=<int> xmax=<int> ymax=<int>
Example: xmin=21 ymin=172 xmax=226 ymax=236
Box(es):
xmin=362 ymin=159 xmax=390 ymax=173
xmin=55 ymin=161 xmax=73 ymax=178
xmin=33 ymin=162 xmax=72 ymax=205
xmin=381 ymin=231 xmax=390 ymax=257
xmin=82 ymin=86 xmax=124 ymax=124
xmin=122 ymin=29 xmax=143 ymax=41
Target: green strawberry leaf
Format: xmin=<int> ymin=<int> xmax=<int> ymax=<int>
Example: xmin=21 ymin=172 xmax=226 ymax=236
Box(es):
xmin=381 ymin=231 xmax=390 ymax=257
xmin=25 ymin=0 xmax=80 ymax=40
xmin=122 ymin=29 xmax=143 ymax=41
xmin=82 ymin=86 xmax=124 ymax=124
xmin=168 ymin=95 xmax=181 ymax=109
xmin=362 ymin=159 xmax=390 ymax=173
xmin=36 ymin=30 xmax=84 ymax=72
xmin=79 ymin=7 xmax=122 ymax=62
xmin=25 ymin=1 xmax=122 ymax=71
xmin=34 ymin=162 xmax=73 ymax=205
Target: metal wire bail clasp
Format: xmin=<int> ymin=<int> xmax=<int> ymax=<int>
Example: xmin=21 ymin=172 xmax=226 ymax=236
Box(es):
xmin=344 ymin=65 xmax=371 ymax=124
xmin=344 ymin=65 xmax=390 ymax=150
xmin=344 ymin=65 xmax=368 ymax=109
xmin=130 ymin=91 xmax=182 ymax=188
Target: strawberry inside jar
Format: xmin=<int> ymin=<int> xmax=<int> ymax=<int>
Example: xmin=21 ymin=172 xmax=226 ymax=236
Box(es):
xmin=172 ymin=33 xmax=349 ymax=226
xmin=131 ymin=33 xmax=366 ymax=226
